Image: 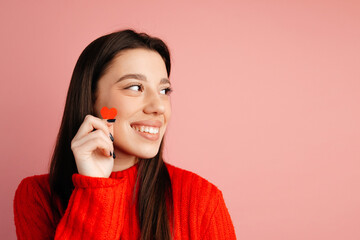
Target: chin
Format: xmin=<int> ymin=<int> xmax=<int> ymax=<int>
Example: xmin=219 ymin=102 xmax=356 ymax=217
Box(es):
xmin=135 ymin=147 xmax=161 ymax=159
xmin=118 ymin=141 xmax=160 ymax=159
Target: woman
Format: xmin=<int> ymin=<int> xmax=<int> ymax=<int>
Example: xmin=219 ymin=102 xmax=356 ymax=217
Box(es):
xmin=13 ymin=29 xmax=236 ymax=240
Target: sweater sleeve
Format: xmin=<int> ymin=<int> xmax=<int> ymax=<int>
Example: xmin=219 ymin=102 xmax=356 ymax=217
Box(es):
xmin=14 ymin=174 xmax=128 ymax=240
xmin=201 ymin=190 xmax=237 ymax=240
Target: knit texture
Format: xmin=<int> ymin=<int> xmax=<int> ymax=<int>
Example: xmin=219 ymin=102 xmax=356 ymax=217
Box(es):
xmin=13 ymin=162 xmax=236 ymax=239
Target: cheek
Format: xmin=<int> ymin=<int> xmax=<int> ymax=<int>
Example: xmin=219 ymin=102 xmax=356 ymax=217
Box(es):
xmin=110 ymin=95 xmax=135 ymax=113
xmin=113 ymin=100 xmax=140 ymax=124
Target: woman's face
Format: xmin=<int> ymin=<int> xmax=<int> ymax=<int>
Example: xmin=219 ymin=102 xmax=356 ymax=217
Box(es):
xmin=94 ymin=48 xmax=172 ymax=162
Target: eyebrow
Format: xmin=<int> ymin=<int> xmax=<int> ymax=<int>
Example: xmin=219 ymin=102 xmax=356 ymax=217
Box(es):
xmin=115 ymin=73 xmax=171 ymax=85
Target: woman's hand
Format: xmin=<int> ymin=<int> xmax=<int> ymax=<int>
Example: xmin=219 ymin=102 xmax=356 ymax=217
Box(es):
xmin=71 ymin=114 xmax=115 ymax=178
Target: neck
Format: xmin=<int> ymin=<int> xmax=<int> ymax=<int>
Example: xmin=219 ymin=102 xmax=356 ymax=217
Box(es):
xmin=112 ymin=154 xmax=138 ymax=172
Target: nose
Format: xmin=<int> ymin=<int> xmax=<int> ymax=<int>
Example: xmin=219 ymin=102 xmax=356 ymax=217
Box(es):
xmin=143 ymin=89 xmax=166 ymax=115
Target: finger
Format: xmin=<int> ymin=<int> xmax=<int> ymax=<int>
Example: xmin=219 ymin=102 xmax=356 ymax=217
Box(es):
xmin=73 ymin=128 xmax=114 ymax=155
xmin=76 ymin=131 xmax=114 ymax=157
xmin=74 ymin=115 xmax=110 ymax=141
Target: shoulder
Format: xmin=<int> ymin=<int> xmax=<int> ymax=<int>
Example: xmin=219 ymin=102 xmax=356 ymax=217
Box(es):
xmin=14 ymin=173 xmax=51 ymax=205
xmin=165 ymin=164 xmax=237 ymax=238
xmin=165 ymin=162 xmax=219 ymax=187
xmin=164 ymin=162 xmax=226 ymax=235
xmin=13 ymin=174 xmax=63 ymax=237
xmin=15 ymin=173 xmax=50 ymax=192
xmin=164 ymin=161 xmax=222 ymax=202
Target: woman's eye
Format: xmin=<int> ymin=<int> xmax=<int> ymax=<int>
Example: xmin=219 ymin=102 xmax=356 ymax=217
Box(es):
xmin=126 ymin=84 xmax=142 ymax=92
xmin=125 ymin=84 xmax=173 ymax=95
xmin=160 ymin=87 xmax=173 ymax=95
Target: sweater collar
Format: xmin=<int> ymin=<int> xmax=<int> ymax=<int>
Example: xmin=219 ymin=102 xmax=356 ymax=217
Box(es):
xmin=109 ymin=161 xmax=140 ymax=179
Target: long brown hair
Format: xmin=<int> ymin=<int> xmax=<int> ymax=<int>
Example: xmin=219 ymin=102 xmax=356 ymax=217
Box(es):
xmin=48 ymin=29 xmax=174 ymax=240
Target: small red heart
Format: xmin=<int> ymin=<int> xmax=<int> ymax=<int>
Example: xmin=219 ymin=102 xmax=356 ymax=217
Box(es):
xmin=100 ymin=107 xmax=117 ymax=119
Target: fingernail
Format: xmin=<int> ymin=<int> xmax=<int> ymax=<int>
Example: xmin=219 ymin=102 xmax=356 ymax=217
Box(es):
xmin=107 ymin=119 xmax=116 ymax=123
xmin=113 ymin=152 xmax=116 ymax=159
xmin=109 ymin=133 xmax=114 ymax=142
xmin=110 ymin=151 xmax=112 ymax=157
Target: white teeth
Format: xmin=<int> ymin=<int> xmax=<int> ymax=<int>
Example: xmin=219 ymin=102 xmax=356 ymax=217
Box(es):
xmin=132 ymin=125 xmax=159 ymax=134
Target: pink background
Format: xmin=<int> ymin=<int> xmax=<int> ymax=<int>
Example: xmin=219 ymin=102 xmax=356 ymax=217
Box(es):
xmin=1 ymin=0 xmax=360 ymax=239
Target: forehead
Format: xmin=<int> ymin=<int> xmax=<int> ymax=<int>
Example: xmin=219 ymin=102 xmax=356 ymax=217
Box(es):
xmin=109 ymin=48 xmax=167 ymax=74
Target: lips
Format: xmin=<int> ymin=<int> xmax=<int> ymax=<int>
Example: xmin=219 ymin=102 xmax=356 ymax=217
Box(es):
xmin=130 ymin=120 xmax=163 ymax=128
xmin=130 ymin=120 xmax=163 ymax=141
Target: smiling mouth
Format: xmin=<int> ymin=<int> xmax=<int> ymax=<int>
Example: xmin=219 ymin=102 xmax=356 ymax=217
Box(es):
xmin=131 ymin=125 xmax=160 ymax=134
xmin=131 ymin=125 xmax=160 ymax=141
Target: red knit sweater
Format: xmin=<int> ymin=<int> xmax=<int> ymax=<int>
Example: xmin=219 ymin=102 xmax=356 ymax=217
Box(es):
xmin=13 ymin=162 xmax=236 ymax=239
